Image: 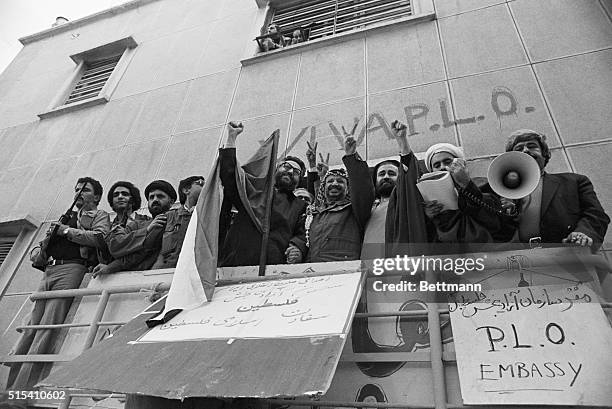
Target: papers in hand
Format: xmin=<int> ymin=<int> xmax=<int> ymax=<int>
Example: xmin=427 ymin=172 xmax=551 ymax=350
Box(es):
xmin=416 ymin=171 xmax=458 ymax=210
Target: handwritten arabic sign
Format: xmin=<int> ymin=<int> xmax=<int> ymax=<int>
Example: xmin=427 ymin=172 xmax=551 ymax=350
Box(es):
xmin=137 ymin=272 xmax=363 ymax=342
xmin=449 ymin=284 xmax=612 ymax=406
xmin=40 ymin=266 xmax=363 ymax=399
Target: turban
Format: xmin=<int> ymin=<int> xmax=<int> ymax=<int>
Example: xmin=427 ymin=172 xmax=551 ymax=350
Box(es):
xmin=424 ymin=143 xmax=464 ymax=172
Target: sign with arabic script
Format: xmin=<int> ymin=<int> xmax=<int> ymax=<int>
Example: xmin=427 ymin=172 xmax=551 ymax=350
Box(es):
xmin=137 ymin=272 xmax=363 ymax=342
xmin=449 ymin=284 xmax=612 ymax=406
xmin=40 ymin=264 xmax=364 ymax=399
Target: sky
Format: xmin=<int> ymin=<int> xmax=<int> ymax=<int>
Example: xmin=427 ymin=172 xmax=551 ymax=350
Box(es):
xmin=0 ymin=0 xmax=127 ymax=74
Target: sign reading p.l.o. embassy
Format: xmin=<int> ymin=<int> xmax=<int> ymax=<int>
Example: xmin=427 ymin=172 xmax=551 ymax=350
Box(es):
xmin=450 ymin=284 xmax=612 ymax=406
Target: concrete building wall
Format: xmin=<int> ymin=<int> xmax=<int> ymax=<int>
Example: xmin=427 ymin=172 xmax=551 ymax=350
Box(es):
xmin=0 ymin=0 xmax=610 ymax=224
xmin=0 ymin=0 xmax=611 ymax=396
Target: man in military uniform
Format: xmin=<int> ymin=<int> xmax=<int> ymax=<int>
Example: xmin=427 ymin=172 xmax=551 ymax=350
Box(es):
xmin=106 ymin=180 xmax=176 ymax=271
xmin=151 ymin=176 xmax=204 ymax=269
xmin=92 ymin=181 xmax=152 ymax=277
xmin=7 ymin=177 xmax=110 ymax=388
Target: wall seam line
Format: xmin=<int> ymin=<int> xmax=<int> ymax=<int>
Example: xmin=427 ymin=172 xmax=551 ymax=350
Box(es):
xmin=505 ymin=1 xmax=574 ymax=173
xmin=284 ymin=53 xmax=304 ymax=158
xmin=432 ymin=0 xmax=461 ymax=148
xmin=153 ymin=81 xmax=193 ymax=180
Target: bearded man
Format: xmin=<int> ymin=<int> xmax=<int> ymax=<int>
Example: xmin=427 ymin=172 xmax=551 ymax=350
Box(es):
xmin=218 ymin=122 xmax=307 ymax=266
xmin=305 ymin=127 xmax=374 ymax=262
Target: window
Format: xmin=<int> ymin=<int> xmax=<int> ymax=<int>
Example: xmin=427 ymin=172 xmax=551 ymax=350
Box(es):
xmin=0 ymin=216 xmax=39 ymax=297
xmin=39 ymin=37 xmax=137 ymax=119
xmin=0 ymin=237 xmax=16 ymax=268
xmin=64 ymin=54 xmax=122 ymax=105
xmin=248 ymin=0 xmax=436 ymax=59
xmin=275 ymin=0 xmax=412 ymax=40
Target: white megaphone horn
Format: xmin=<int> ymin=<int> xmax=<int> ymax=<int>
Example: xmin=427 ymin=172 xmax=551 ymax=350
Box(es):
xmin=487 ymin=151 xmax=540 ymax=199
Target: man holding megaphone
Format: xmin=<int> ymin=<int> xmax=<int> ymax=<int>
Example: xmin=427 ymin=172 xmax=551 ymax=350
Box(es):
xmin=489 ymin=129 xmax=609 ymax=252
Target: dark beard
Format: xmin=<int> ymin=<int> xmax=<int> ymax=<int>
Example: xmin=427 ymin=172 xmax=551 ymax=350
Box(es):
xmin=275 ymin=171 xmax=296 ymax=192
xmin=150 ymin=203 xmax=170 ymax=217
xmin=376 ymin=180 xmax=395 ymax=197
xmin=150 ymin=208 xmax=163 ymax=217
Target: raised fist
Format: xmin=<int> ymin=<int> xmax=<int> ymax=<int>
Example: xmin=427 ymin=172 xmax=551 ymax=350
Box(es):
xmin=227 ymin=121 xmax=244 ymax=138
xmin=390 ymin=120 xmax=407 ymax=139
xmin=391 ymin=120 xmax=411 ymax=155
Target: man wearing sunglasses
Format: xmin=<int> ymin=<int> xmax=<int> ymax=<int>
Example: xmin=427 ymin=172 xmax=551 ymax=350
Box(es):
xmin=151 ymin=176 xmax=205 ymax=269
xmin=218 ymin=122 xmax=307 ymax=267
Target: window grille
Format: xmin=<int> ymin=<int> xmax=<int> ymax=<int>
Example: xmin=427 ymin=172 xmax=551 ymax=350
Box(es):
xmin=64 ymin=54 xmax=122 ymax=105
xmin=271 ymin=0 xmax=412 ymax=41
xmin=0 ymin=238 xmax=16 ymax=268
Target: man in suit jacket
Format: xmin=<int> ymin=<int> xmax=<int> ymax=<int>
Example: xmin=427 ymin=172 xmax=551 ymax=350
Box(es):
xmin=501 ymin=129 xmax=609 ymax=251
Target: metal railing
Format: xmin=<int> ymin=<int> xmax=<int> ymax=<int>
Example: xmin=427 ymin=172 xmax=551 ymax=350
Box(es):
xmin=2 ymin=282 xmax=169 ymax=408
xmin=3 ymin=274 xmax=612 ymax=409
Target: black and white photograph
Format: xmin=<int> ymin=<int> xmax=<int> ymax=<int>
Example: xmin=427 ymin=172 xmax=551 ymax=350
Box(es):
xmin=0 ymin=0 xmax=611 ymax=408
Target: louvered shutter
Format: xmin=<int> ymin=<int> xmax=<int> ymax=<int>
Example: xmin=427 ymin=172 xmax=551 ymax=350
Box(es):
xmin=0 ymin=238 xmax=15 ymax=268
xmin=271 ymin=0 xmax=412 ymax=40
xmin=65 ymin=54 xmax=121 ymax=105
xmin=335 ymin=0 xmax=412 ymax=34
xmin=272 ymin=0 xmax=336 ymax=40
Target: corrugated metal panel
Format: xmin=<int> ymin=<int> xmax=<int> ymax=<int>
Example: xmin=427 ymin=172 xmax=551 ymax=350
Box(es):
xmin=0 ymin=239 xmax=15 ymax=267
xmin=272 ymin=0 xmax=412 ymax=40
xmin=64 ymin=54 xmax=121 ymax=105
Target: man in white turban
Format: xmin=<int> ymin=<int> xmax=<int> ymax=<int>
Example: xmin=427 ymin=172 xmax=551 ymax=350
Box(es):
xmin=423 ymin=143 xmax=470 ymax=217
xmin=425 ymin=143 xmax=465 ymax=173
xmin=422 ymin=143 xmax=512 ymax=246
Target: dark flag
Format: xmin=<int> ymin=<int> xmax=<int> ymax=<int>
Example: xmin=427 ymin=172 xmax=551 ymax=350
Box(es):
xmin=385 ymin=152 xmax=431 ymax=257
xmin=146 ymin=130 xmax=280 ymax=327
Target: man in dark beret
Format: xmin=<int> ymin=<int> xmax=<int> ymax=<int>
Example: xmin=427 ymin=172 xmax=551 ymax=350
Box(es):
xmin=151 ymin=176 xmax=205 ymax=269
xmin=106 ymin=180 xmax=176 ymax=271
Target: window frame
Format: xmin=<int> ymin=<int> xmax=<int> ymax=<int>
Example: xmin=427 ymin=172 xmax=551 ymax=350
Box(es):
xmin=0 ymin=216 xmax=40 ymax=298
xmin=244 ymin=0 xmax=434 ymax=65
xmin=38 ymin=36 xmax=138 ymax=119
xmin=0 ymin=237 xmax=17 ymax=268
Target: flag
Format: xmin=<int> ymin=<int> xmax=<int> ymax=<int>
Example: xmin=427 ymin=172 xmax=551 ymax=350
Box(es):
xmin=147 ymin=130 xmax=280 ymax=327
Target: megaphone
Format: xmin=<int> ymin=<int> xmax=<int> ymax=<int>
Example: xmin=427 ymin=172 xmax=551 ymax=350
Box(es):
xmin=487 ymin=151 xmax=540 ymax=199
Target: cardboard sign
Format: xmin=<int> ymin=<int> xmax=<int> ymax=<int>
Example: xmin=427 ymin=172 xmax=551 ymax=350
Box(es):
xmin=137 ymin=272 xmax=362 ymax=342
xmin=449 ymin=284 xmax=612 ymax=406
xmin=40 ymin=270 xmax=363 ymax=399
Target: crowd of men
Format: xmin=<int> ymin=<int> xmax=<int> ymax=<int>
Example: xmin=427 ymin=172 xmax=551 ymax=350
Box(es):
xmin=6 ymin=120 xmax=609 ymax=391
